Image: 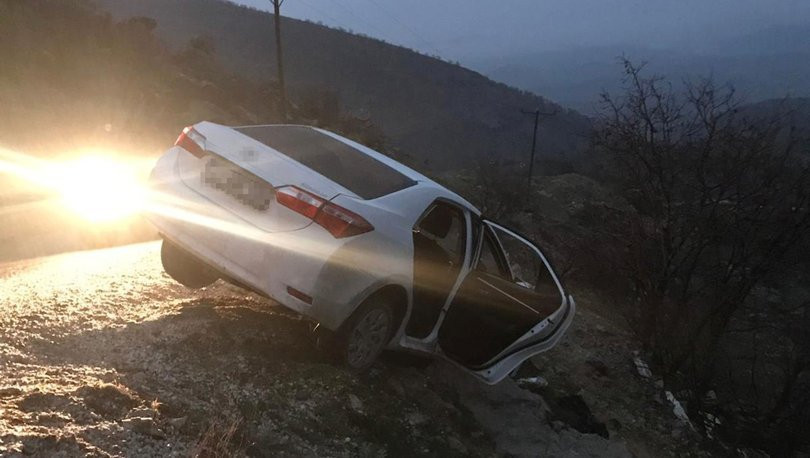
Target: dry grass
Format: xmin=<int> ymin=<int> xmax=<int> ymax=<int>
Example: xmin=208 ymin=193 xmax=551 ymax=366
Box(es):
xmin=192 ymin=417 xmax=246 ymax=458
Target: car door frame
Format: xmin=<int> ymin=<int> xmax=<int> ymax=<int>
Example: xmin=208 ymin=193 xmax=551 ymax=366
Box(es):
xmin=398 ymin=197 xmax=475 ymax=352
xmin=438 ymin=219 xmax=576 ymax=384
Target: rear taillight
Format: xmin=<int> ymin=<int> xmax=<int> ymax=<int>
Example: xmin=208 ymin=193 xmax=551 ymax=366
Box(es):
xmin=175 ymin=126 xmax=206 ymax=157
xmin=314 ymin=202 xmax=374 ymax=238
xmin=276 ymin=185 xmax=374 ymax=238
xmin=276 ymin=186 xmax=324 ymax=219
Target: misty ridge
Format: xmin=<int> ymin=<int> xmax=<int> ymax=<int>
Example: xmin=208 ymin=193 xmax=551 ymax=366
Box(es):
xmin=235 ymin=0 xmax=810 ymax=115
xmin=473 ymin=28 xmax=810 ymax=114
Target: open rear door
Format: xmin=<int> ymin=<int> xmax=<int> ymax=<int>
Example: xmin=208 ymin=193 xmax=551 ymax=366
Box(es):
xmin=437 ymin=220 xmax=575 ymax=384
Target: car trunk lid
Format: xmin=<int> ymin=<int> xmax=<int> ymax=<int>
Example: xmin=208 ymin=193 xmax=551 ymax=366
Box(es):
xmin=175 ymin=122 xmax=353 ymax=233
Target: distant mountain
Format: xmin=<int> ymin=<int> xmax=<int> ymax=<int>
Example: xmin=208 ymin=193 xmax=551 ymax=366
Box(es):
xmin=743 ymin=97 xmax=810 ymax=120
xmin=96 ymin=0 xmax=591 ymax=171
xmin=742 ymin=97 xmax=810 ymax=152
xmin=710 ymin=25 xmax=810 ymax=56
xmin=473 ymin=27 xmax=810 ymax=114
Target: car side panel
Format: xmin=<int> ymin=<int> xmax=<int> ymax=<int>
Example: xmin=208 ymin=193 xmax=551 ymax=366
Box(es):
xmin=308 ymin=186 xmax=473 ymax=331
xmin=305 ymin=192 xmax=416 ymax=329
xmin=308 ymin=251 xmax=412 ymax=331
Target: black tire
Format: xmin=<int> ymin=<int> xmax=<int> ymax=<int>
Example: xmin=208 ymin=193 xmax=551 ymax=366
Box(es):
xmin=336 ymin=297 xmax=396 ymax=372
xmin=160 ymin=239 xmax=219 ymax=289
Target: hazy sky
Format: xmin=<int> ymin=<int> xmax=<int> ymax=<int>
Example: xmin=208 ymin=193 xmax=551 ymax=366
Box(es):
xmin=232 ymin=0 xmax=810 ymax=61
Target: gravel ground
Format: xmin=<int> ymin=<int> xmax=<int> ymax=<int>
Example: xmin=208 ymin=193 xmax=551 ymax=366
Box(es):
xmin=0 ymin=242 xmax=702 ymax=457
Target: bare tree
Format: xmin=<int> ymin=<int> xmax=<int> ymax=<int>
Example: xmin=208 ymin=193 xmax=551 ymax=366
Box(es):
xmin=593 ymin=59 xmax=810 ymax=398
xmin=470 ymin=156 xmax=527 ymax=220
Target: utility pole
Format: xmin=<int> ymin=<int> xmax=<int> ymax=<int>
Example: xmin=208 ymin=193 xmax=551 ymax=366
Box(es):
xmin=520 ymin=108 xmax=556 ymax=190
xmin=271 ymin=0 xmax=287 ymax=118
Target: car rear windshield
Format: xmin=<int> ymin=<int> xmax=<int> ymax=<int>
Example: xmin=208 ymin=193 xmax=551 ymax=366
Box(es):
xmin=234 ymin=125 xmax=416 ymax=199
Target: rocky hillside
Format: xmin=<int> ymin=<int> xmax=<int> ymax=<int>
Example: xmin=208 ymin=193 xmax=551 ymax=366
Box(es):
xmin=0 ymin=241 xmax=706 ymax=457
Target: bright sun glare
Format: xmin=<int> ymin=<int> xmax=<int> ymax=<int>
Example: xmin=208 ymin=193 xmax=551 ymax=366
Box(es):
xmin=50 ymin=156 xmax=146 ymax=222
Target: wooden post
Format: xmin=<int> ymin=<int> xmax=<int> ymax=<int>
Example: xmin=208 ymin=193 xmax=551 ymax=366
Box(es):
xmin=271 ymin=0 xmax=287 ymax=118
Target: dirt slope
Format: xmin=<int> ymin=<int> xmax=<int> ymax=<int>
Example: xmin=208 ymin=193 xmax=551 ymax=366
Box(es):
xmin=1 ymin=242 xmax=700 ymax=456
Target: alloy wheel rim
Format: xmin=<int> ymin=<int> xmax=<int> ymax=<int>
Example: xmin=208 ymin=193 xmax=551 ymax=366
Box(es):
xmin=347 ymin=309 xmax=390 ymax=368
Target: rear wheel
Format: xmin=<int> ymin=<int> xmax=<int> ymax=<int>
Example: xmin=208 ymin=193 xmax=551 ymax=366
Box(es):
xmin=160 ymin=239 xmax=219 ymax=288
xmin=337 ymin=298 xmax=395 ymax=371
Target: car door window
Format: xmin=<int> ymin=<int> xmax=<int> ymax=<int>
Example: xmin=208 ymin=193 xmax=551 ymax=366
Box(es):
xmin=437 ymin=211 xmax=465 ymax=264
xmin=490 ymin=226 xmax=560 ymax=299
xmin=415 ymin=202 xmax=466 ymax=266
xmin=468 ymin=217 xmax=482 ymax=268
xmin=476 ymin=228 xmax=508 ymax=278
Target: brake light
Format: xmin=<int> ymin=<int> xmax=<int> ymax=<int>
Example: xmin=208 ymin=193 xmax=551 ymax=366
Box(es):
xmin=275 ymin=185 xmax=374 ymax=238
xmin=175 ymin=126 xmax=206 ymax=157
xmin=314 ymin=202 xmax=374 ymax=238
xmin=276 ymin=186 xmax=324 ymax=219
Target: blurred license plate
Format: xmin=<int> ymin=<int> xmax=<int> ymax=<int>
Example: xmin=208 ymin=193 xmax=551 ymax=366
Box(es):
xmin=201 ymin=156 xmax=274 ymax=210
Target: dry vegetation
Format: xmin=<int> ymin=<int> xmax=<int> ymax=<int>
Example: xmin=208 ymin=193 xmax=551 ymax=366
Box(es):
xmin=444 ymin=61 xmax=810 ymax=454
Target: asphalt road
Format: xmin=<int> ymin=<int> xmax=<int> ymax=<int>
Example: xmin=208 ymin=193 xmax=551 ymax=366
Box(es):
xmin=0 ymin=241 xmax=631 ymax=457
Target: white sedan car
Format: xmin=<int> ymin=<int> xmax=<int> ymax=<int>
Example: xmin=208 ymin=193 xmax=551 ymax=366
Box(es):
xmin=146 ymin=122 xmax=575 ymax=384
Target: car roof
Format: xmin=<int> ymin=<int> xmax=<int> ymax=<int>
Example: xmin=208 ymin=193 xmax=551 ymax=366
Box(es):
xmin=231 ymin=124 xmax=482 ymax=216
